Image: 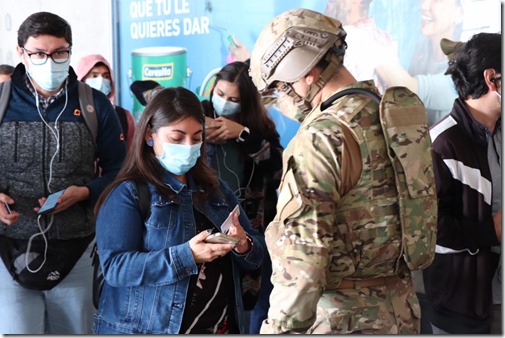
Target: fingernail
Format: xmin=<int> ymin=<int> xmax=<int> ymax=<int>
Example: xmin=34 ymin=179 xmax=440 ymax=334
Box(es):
xmin=206 ymin=229 xmax=213 ymax=234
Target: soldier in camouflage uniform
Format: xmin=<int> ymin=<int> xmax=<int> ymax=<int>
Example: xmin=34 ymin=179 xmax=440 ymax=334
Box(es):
xmin=249 ymin=8 xmax=432 ymax=334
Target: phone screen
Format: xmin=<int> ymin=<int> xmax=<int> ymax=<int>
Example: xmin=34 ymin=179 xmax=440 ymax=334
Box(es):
xmin=38 ymin=190 xmax=65 ymax=215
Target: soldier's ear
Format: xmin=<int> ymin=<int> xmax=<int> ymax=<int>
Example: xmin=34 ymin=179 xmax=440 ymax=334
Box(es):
xmin=304 ymin=67 xmax=321 ymax=86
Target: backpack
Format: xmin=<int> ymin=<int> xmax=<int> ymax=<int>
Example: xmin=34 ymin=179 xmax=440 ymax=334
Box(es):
xmin=0 ymin=80 xmax=99 ymax=145
xmin=91 ymin=181 xmax=150 ymax=309
xmin=322 ymin=86 xmax=437 ymax=271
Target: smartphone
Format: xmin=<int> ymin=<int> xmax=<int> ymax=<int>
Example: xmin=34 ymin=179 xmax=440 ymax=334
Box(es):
xmin=3 ymin=202 xmax=11 ymax=215
xmin=227 ymin=35 xmax=238 ymax=48
xmin=220 ymin=204 xmax=240 ymax=234
xmin=38 ymin=189 xmax=65 ymax=215
xmin=205 ymin=232 xmax=240 ymax=245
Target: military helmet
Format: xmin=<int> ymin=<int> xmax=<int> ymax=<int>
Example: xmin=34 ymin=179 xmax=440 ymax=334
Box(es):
xmin=250 ymin=8 xmax=347 ymax=93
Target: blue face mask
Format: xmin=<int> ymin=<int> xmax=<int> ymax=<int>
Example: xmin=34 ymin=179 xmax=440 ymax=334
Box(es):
xmin=27 ymin=59 xmax=69 ymax=91
xmin=156 ymin=142 xmax=202 ymax=175
xmin=212 ymin=94 xmax=240 ymax=116
xmin=85 ymin=77 xmax=112 ymax=96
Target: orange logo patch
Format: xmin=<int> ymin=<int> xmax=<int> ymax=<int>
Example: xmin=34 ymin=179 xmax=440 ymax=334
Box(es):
xmin=73 ymin=109 xmax=81 ymax=117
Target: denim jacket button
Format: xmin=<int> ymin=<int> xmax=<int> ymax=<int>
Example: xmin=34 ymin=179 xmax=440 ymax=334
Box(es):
xmin=184 ymin=268 xmax=192 ymax=274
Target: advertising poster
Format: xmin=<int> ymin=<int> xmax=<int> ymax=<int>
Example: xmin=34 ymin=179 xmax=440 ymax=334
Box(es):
xmin=114 ymin=0 xmax=501 ymax=147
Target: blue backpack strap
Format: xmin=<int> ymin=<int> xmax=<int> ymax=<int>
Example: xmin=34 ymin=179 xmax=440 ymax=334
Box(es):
xmin=0 ymin=80 xmax=12 ymax=124
xmin=77 ymin=81 xmax=97 ymax=146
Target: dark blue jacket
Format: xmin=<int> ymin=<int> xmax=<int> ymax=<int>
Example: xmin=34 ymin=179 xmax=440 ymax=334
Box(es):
xmin=0 ymin=64 xmax=126 ymax=239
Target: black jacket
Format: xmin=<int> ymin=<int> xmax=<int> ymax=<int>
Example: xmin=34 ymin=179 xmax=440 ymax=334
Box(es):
xmin=423 ymin=98 xmax=500 ymax=333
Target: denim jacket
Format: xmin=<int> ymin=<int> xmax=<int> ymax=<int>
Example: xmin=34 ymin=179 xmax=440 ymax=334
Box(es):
xmin=93 ymin=172 xmax=265 ymax=334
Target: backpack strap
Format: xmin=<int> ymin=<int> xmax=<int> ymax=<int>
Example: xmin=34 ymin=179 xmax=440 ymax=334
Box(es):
xmin=77 ymin=81 xmax=98 ymax=146
xmin=321 ymin=87 xmax=380 ymax=111
xmin=114 ymin=105 xmax=129 ymax=139
xmin=0 ymin=80 xmax=12 ymax=124
xmin=135 ymin=181 xmax=151 ymax=221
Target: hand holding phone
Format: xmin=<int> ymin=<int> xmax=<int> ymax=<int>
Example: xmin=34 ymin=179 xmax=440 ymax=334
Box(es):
xmin=4 ymin=202 xmax=11 ymax=215
xmin=38 ymin=190 xmax=65 ymax=215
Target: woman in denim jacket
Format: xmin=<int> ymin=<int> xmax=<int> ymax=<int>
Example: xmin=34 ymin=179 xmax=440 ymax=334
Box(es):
xmin=92 ymin=87 xmax=265 ymax=334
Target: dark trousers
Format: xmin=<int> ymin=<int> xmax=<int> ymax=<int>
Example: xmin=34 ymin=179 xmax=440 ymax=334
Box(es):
xmin=248 ymin=256 xmax=273 ymax=334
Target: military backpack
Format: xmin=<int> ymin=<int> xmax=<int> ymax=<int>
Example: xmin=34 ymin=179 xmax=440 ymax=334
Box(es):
xmin=322 ymin=86 xmax=438 ymax=271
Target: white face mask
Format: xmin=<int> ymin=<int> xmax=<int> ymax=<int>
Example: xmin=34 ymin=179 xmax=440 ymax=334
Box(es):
xmin=26 ymin=59 xmax=70 ymax=91
xmin=85 ymin=77 xmax=112 ymax=96
xmin=212 ymin=94 xmax=240 ymax=116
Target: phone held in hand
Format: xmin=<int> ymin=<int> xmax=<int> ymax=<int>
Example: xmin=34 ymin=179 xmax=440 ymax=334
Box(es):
xmin=221 ymin=204 xmax=240 ymax=234
xmin=205 ymin=232 xmax=240 ymax=245
xmin=4 ymin=202 xmax=11 ymax=215
xmin=38 ymin=190 xmax=65 ymax=215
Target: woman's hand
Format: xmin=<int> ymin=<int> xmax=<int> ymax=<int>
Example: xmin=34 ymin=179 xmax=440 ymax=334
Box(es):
xmin=205 ymin=116 xmax=244 ymax=144
xmin=189 ymin=230 xmax=235 ymax=264
xmin=227 ymin=213 xmax=252 ymax=254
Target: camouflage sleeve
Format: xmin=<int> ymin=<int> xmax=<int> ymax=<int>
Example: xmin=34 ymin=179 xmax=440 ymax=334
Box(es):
xmin=261 ymin=125 xmax=345 ymax=334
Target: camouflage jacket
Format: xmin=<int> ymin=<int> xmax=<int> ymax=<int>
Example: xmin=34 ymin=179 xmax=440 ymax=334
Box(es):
xmin=261 ymin=81 xmax=419 ymax=334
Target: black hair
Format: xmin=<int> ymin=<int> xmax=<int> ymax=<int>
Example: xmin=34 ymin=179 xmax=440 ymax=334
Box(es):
xmin=446 ymin=32 xmax=501 ymax=99
xmin=17 ymin=12 xmax=72 ymax=48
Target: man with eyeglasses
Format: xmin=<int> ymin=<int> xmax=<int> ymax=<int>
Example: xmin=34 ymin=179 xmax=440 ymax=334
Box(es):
xmin=0 ymin=12 xmax=126 ymax=334
xmin=423 ymin=32 xmax=502 ymax=334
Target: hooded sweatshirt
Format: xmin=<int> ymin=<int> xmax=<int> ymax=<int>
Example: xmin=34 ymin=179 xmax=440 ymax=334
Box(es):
xmin=76 ymin=54 xmax=135 ymax=150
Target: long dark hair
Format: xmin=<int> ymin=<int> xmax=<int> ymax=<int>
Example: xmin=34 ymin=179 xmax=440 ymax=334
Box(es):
xmin=207 ymin=61 xmax=278 ymax=138
xmin=95 ymin=87 xmax=219 ymax=214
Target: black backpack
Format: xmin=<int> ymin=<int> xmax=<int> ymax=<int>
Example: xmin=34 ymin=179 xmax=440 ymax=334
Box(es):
xmin=91 ymin=181 xmax=150 ymax=309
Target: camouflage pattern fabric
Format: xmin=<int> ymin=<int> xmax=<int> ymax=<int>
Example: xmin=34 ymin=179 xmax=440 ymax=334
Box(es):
xmin=379 ymin=86 xmax=437 ymax=270
xmin=261 ymin=81 xmax=421 ymax=334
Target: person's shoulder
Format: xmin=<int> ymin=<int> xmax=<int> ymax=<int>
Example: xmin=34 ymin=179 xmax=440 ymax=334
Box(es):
xmin=88 ymin=87 xmax=114 ymax=111
xmin=429 ymin=114 xmax=459 ymax=145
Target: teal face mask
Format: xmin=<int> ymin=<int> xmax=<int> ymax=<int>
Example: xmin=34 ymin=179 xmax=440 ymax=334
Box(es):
xmin=156 ymin=142 xmax=202 ymax=175
xmin=211 ymin=94 xmax=240 ymax=116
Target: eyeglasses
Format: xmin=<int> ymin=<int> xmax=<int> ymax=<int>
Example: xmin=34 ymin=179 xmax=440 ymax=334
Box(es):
xmin=492 ymin=76 xmax=502 ymax=83
xmin=22 ymin=48 xmax=71 ymax=65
